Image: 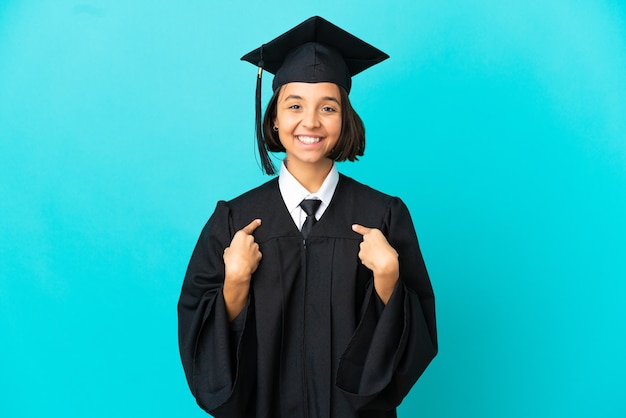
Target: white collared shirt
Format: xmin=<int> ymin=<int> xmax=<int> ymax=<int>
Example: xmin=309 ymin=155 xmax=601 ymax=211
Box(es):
xmin=278 ymin=160 xmax=339 ymax=231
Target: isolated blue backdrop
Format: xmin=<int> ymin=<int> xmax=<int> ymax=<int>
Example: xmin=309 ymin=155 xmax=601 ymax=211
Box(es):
xmin=1 ymin=1 xmax=625 ymax=417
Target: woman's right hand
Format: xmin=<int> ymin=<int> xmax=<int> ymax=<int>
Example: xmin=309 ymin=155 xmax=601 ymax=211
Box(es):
xmin=222 ymin=219 xmax=262 ymax=320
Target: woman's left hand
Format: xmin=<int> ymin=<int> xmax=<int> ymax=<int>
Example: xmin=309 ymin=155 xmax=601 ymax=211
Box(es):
xmin=352 ymin=224 xmax=399 ymax=304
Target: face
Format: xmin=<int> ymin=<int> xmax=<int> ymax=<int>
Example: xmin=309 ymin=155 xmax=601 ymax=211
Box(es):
xmin=274 ymin=82 xmax=342 ymax=172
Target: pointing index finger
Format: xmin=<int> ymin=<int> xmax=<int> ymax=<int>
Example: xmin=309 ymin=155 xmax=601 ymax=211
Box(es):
xmin=241 ymin=219 xmax=262 ymax=235
xmin=352 ymin=224 xmax=372 ymax=235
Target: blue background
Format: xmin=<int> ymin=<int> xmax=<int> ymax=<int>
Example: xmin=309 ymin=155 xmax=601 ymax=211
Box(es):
xmin=1 ymin=1 xmax=625 ymax=417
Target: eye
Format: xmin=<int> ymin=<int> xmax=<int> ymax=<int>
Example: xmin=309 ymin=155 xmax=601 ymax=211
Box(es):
xmin=288 ymin=104 xmax=301 ymax=110
xmin=322 ymin=106 xmax=337 ymax=112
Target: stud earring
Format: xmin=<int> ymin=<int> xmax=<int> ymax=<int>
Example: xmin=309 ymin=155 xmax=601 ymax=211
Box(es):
xmin=273 ymin=125 xmax=279 ymax=132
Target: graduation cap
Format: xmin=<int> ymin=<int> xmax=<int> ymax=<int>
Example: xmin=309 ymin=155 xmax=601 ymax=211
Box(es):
xmin=241 ymin=16 xmax=389 ymax=174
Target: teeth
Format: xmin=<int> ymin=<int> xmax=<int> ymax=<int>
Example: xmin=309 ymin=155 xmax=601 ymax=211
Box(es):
xmin=297 ymin=136 xmax=321 ymax=144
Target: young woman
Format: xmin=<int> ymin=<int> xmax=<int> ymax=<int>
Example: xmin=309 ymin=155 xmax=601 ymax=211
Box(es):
xmin=178 ymin=16 xmax=437 ymax=418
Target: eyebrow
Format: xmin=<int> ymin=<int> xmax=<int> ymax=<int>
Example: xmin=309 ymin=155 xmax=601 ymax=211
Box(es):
xmin=284 ymin=94 xmax=341 ymax=105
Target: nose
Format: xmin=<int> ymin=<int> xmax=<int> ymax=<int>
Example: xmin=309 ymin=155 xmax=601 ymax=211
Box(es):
xmin=302 ymin=109 xmax=320 ymax=128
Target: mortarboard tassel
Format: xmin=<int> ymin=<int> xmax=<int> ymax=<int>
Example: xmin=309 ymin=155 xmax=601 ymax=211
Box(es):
xmin=255 ymin=50 xmax=277 ymax=175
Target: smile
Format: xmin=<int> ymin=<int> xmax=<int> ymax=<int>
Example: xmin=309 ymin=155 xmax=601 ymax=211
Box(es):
xmin=296 ymin=136 xmax=323 ymax=144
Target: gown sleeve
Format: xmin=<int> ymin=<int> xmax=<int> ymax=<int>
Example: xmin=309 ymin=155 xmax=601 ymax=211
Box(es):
xmin=336 ymin=197 xmax=438 ymax=411
xmin=178 ymin=201 xmax=257 ymax=417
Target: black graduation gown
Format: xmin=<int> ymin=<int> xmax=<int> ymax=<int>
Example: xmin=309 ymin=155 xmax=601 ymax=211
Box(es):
xmin=178 ymin=174 xmax=437 ymax=418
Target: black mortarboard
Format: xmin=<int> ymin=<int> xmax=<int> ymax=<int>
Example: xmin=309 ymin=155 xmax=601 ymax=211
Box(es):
xmin=241 ymin=16 xmax=389 ymax=174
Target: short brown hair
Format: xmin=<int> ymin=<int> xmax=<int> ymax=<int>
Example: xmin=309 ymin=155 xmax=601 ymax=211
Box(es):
xmin=262 ymin=85 xmax=365 ymax=163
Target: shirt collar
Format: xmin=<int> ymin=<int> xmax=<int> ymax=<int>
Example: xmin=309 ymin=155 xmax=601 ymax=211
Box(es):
xmin=278 ymin=160 xmax=339 ymax=215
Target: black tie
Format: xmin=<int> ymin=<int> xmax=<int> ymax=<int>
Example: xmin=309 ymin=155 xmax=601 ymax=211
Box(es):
xmin=300 ymin=199 xmax=321 ymax=239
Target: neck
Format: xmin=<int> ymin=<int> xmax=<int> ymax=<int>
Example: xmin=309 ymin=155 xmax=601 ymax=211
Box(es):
xmin=285 ymin=158 xmax=333 ymax=193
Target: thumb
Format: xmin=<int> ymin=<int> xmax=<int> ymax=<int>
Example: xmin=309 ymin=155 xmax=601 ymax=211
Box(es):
xmin=352 ymin=224 xmax=372 ymax=236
